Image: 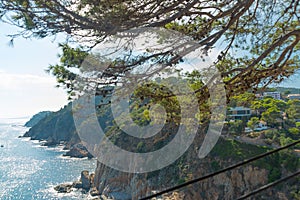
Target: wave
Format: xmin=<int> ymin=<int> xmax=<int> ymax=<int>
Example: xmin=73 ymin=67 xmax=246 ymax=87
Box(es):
xmin=38 ymin=183 xmax=90 ymax=200
xmin=58 ymin=155 xmax=92 ymax=160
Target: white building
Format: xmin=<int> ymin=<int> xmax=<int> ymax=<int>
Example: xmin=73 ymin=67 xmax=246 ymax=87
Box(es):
xmin=287 ymin=94 xmax=300 ymax=100
xmin=263 ymin=92 xmax=281 ymax=100
xmin=227 ymin=107 xmax=252 ymax=120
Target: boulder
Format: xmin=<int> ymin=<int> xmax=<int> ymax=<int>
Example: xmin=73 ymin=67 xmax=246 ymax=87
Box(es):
xmin=64 ymin=143 xmax=93 ymax=158
xmin=81 ymin=170 xmax=91 ymax=190
xmin=72 ymin=181 xmax=83 ymax=189
xmin=42 ymin=137 xmax=57 ymax=146
xmin=101 ymin=195 xmax=114 ymax=200
xmin=54 ymin=183 xmax=72 ymax=193
xmin=90 ymin=187 xmax=101 ymax=197
xmin=90 ymin=173 xmax=95 ymax=187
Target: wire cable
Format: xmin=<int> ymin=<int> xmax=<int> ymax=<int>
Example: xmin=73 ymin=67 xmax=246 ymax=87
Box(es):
xmin=140 ymin=139 xmax=300 ymax=200
xmin=236 ymin=170 xmax=300 ymax=200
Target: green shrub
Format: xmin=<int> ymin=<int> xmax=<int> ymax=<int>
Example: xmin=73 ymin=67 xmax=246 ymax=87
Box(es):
xmin=280 ymin=136 xmax=294 ymax=146
xmin=228 ymin=120 xmax=244 ymax=135
xmin=268 ymin=167 xmax=281 ymax=183
xmin=177 ymin=178 xmax=186 ymax=185
xmin=291 ymin=187 xmax=300 ymax=200
xmin=211 ymin=161 xmax=221 ymax=171
xmin=264 ymin=129 xmax=279 ymax=139
xmin=264 ymin=138 xmax=273 ymax=145
xmin=289 ymin=127 xmax=300 ymax=136
xmin=137 ymin=142 xmax=145 ymax=152
xmin=280 ymin=151 xmax=299 ymax=171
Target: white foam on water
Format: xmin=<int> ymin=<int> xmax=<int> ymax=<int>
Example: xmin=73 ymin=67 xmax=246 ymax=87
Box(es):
xmin=45 ymin=145 xmax=68 ymax=152
xmin=58 ymin=155 xmax=90 ymax=160
xmin=38 ymin=183 xmax=90 ymax=200
xmin=31 ymin=140 xmax=42 ymax=144
xmin=20 ymin=137 xmax=31 ymax=141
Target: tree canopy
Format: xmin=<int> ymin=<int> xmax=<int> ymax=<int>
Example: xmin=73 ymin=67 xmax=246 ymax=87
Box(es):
xmin=0 ymin=0 xmax=299 ymax=101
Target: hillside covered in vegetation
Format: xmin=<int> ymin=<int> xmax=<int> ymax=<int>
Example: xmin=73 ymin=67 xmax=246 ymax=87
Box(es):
xmin=24 ymin=87 xmax=300 ymax=199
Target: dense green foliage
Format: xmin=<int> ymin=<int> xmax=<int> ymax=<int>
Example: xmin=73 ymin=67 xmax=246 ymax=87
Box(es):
xmin=211 ymin=138 xmax=299 ymax=183
xmin=0 ymin=0 xmax=299 ymax=103
xmin=247 ymin=117 xmax=259 ymax=130
xmin=228 ymin=120 xmax=244 ymax=135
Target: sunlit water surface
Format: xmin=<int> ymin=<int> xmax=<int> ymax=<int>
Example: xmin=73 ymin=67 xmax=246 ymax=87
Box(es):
xmin=0 ymin=118 xmax=96 ymax=200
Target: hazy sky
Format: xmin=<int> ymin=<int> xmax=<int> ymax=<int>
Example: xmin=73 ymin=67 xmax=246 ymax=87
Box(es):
xmin=0 ymin=23 xmax=299 ymax=118
xmin=0 ymin=23 xmax=68 ymax=118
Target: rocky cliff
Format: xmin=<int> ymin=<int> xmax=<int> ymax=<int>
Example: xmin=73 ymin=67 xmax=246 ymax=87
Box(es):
xmin=92 ymin=133 xmax=299 ymax=200
xmin=23 ymin=103 xmax=80 ymax=147
xmin=24 ymin=111 xmax=52 ymax=127
xmin=23 ymin=98 xmax=112 ymax=158
xmin=23 ymin=103 xmax=92 ymax=158
xmin=24 ymin=102 xmax=300 ymax=199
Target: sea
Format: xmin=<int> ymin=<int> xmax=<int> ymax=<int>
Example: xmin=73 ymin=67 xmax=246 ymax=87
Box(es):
xmin=0 ymin=118 xmax=97 ymax=200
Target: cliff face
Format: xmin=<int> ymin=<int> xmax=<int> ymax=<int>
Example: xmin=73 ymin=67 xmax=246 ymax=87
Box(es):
xmin=24 ymin=111 xmax=52 ymax=127
xmin=93 ymin=134 xmax=299 ymax=200
xmin=24 ymin=102 xmax=300 ymax=199
xmin=23 ymin=99 xmax=112 ymax=158
xmin=94 ymin=164 xmax=269 ymax=200
xmin=23 ymin=103 xmax=80 ymax=147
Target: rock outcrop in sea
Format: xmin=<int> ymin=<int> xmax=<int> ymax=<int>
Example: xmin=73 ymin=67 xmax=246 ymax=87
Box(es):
xmin=23 ymin=103 xmax=89 ymax=158
xmin=63 ymin=143 xmax=93 ymax=159
xmin=54 ymin=170 xmax=101 ymax=198
xmin=23 ymin=97 xmax=112 ymax=159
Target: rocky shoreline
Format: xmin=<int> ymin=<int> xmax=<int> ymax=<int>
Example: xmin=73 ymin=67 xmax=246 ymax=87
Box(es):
xmin=54 ymin=170 xmax=105 ymax=200
xmin=19 ymin=135 xmax=93 ymax=159
xmin=63 ymin=143 xmax=93 ymax=159
xmin=22 ymin=107 xmax=96 ymax=159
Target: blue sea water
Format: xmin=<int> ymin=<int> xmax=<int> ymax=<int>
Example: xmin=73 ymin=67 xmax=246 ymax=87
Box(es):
xmin=0 ymin=119 xmax=97 ymax=200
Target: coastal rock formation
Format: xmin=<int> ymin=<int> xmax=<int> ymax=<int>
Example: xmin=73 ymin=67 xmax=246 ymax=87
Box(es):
xmin=23 ymin=103 xmax=90 ymax=158
xmin=54 ymin=183 xmax=73 ymax=193
xmin=55 ymin=170 xmax=100 ymax=197
xmin=41 ymin=137 xmax=57 ymax=147
xmin=72 ymin=181 xmax=82 ymax=189
xmin=92 ymin=135 xmax=299 ymax=200
xmin=24 ymin=111 xmax=52 ymax=127
xmin=23 ymin=99 xmax=110 ymax=158
xmin=23 ymin=103 xmax=79 ymax=145
xmin=90 ymin=187 xmax=101 ymax=196
xmin=63 ymin=143 xmax=93 ymax=159
xmin=27 ymin=100 xmax=300 ymax=199
xmin=81 ymin=170 xmax=91 ymax=190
